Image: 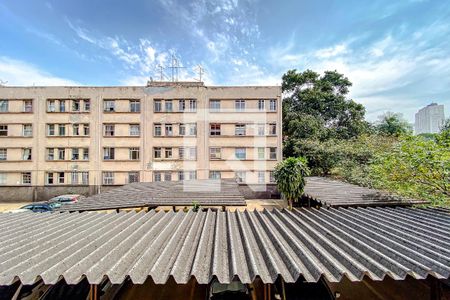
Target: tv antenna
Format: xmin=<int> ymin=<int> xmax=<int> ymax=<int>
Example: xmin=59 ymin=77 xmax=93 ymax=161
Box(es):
xmin=195 ymin=65 xmax=204 ymax=82
xmin=167 ymin=54 xmax=185 ymax=82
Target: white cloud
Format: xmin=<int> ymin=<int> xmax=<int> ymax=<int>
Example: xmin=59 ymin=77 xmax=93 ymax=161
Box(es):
xmin=314 ymin=44 xmax=349 ymax=59
xmin=0 ymin=56 xmax=79 ymax=86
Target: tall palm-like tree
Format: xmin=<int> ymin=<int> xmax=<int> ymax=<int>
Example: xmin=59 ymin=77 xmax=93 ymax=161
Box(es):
xmin=274 ymin=157 xmax=310 ymax=210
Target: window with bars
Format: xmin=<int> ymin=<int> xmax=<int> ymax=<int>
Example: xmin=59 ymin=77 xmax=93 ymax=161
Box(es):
xmin=130 ymin=100 xmax=140 ymax=112
xmin=22 ymin=172 xmax=31 ymax=185
xmin=210 ymin=123 xmax=221 ymax=135
xmin=103 ymin=172 xmax=114 ymax=185
xmin=104 ymin=124 xmax=115 ymax=136
xmin=128 ymin=172 xmax=139 ymax=183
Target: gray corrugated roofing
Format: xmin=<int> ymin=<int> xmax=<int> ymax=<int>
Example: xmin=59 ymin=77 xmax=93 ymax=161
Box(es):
xmin=304 ymin=177 xmax=428 ymax=207
xmin=0 ymin=207 xmax=449 ymax=286
xmin=58 ymin=179 xmax=246 ymax=211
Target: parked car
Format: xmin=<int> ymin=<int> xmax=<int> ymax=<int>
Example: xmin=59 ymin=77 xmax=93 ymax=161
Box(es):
xmin=48 ymin=194 xmax=81 ymax=205
xmin=7 ymin=202 xmax=60 ymax=213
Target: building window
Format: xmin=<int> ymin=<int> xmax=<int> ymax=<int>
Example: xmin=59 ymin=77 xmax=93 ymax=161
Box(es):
xmin=210 ymin=123 xmax=221 ymax=136
xmin=179 ymin=123 xmax=186 ymax=136
xmin=154 ymin=99 xmax=162 ymax=112
xmin=269 ymin=123 xmax=277 ymax=135
xmin=22 ymin=172 xmax=31 ymax=185
xmin=179 ymin=99 xmax=185 ymax=112
xmin=58 ymin=124 xmax=66 ymax=136
xmin=23 ymin=124 xmax=32 ymax=137
xmin=58 ymin=148 xmax=65 ymax=160
xmin=58 ymin=172 xmax=65 ymax=184
xmin=269 ymin=99 xmax=277 ymax=111
xmin=47 ymin=100 xmax=56 ymax=112
xmin=103 ymin=172 xmax=114 ymax=185
xmin=258 ymin=99 xmax=265 ymax=111
xmin=128 ymin=172 xmax=139 ymax=183
xmin=83 ymin=124 xmax=90 ymax=136
xmin=178 ymin=171 xmax=185 ymax=181
xmin=179 ymin=147 xmax=185 ymax=160
xmin=70 ymin=172 xmax=79 ymax=185
xmin=81 ymin=172 xmax=89 ymax=185
xmin=258 ymin=171 xmax=265 ymax=184
xmin=0 ymin=100 xmax=8 ymax=112
xmin=235 ymin=99 xmax=245 ymax=111
xmin=103 ymin=147 xmax=115 ymax=160
xmin=165 ymin=99 xmax=173 ymax=112
xmin=73 ymin=124 xmax=80 ymax=136
xmin=104 ymin=100 xmax=115 ymax=112
xmin=257 ymin=124 xmax=265 ymax=136
xmin=46 ymin=173 xmax=54 ymax=185
xmin=0 ymin=173 xmax=6 ymax=185
xmin=82 ymin=148 xmax=89 ymax=160
xmin=129 ymin=147 xmax=140 ymax=160
xmin=72 ymin=100 xmax=80 ymax=112
xmin=235 ymin=171 xmax=246 ymax=183
xmin=59 ymin=100 xmax=66 ymax=112
xmin=0 ymin=125 xmax=8 ymax=136
xmin=71 ymin=148 xmax=79 ymax=160
xmin=258 ymin=147 xmax=265 ymax=160
xmin=235 ymin=148 xmax=246 ymax=160
xmin=165 ymin=147 xmax=173 ymax=158
xmin=23 ymin=100 xmax=33 ymax=112
xmin=154 ymin=172 xmax=162 ymax=182
xmin=210 ymin=100 xmax=220 ymax=111
xmin=47 ymin=148 xmax=54 ymax=160
xmin=189 ymin=99 xmax=197 ymax=112
xmin=164 ymin=172 xmax=172 ymax=181
xmin=154 ymin=124 xmax=162 ymax=136
xmin=130 ymin=100 xmax=140 ymax=112
xmin=0 ymin=148 xmax=6 ymax=160
xmin=104 ymin=124 xmax=115 ymax=136
xmin=165 ymin=124 xmax=173 ymax=136
xmin=210 ymin=147 xmax=221 ymax=159
xmin=130 ymin=124 xmax=140 ymax=136
xmin=189 ymin=147 xmax=197 ymax=160
xmin=154 ymin=147 xmax=161 ymax=159
xmin=188 ymin=171 xmax=197 ymax=180
xmin=47 ymin=124 xmax=55 ymax=136
xmin=22 ymin=148 xmax=32 ymax=160
xmin=209 ymin=171 xmax=221 ymax=179
xmin=235 ymin=124 xmax=246 ymax=136
xmin=269 ymin=147 xmax=277 ymax=160
xmin=189 ymin=123 xmax=197 ymax=136
xmin=84 ymin=99 xmax=90 ymax=111
xmin=269 ymin=171 xmax=275 ymax=183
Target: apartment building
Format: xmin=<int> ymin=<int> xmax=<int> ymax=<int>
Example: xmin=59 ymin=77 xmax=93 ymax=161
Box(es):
xmin=0 ymin=82 xmax=282 ymax=201
xmin=414 ymin=102 xmax=445 ymax=134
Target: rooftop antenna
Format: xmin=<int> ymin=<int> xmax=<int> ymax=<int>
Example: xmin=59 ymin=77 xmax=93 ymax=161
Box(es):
xmin=168 ymin=54 xmax=185 ymax=82
xmin=157 ymin=65 xmax=165 ymax=81
xmin=195 ymin=65 xmax=204 ymax=82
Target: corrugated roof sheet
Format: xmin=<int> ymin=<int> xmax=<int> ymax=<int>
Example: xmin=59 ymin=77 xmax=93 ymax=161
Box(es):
xmin=58 ymin=179 xmax=246 ymax=211
xmin=0 ymin=207 xmax=449 ymax=286
xmin=304 ymin=177 xmax=428 ymax=207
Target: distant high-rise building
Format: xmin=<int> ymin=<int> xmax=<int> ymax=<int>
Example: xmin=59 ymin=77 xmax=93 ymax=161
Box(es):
xmin=414 ymin=103 xmax=445 ymax=134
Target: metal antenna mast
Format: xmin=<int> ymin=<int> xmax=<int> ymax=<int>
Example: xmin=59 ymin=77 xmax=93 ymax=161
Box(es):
xmin=195 ymin=65 xmax=204 ymax=82
xmin=168 ymin=54 xmax=185 ymax=82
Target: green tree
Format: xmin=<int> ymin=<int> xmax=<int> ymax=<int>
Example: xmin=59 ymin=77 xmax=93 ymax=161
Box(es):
xmin=274 ymin=157 xmax=310 ymax=209
xmin=282 ymin=69 xmax=369 ymax=174
xmin=441 ymin=118 xmax=450 ymax=132
xmin=375 ymin=112 xmax=412 ymax=136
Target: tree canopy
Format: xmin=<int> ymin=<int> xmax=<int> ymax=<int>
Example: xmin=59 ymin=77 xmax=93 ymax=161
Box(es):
xmin=375 ymin=112 xmax=412 ymax=136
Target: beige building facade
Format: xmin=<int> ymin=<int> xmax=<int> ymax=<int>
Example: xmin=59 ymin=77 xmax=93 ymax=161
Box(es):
xmin=0 ymin=82 xmax=282 ymax=201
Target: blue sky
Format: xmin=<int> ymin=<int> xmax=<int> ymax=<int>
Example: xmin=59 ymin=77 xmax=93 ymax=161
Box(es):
xmin=0 ymin=0 xmax=449 ymax=121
